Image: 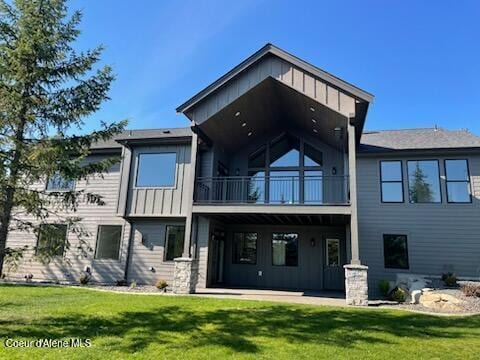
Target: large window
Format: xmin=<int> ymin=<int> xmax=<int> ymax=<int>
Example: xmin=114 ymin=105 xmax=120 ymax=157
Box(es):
xmin=95 ymin=225 xmax=122 ymax=260
xmin=232 ymin=232 xmax=257 ymax=264
xmin=136 ymin=153 xmax=177 ymax=187
xmin=272 ymin=233 xmax=298 ymax=266
xmin=383 ymin=234 xmax=409 ymax=269
xmin=407 ymin=160 xmax=441 ymax=203
xmin=380 ymin=161 xmax=403 ymax=203
xmin=46 ymin=173 xmax=75 ymax=191
xmin=164 ymin=225 xmax=185 ymax=261
xmin=36 ymin=224 xmax=68 ymax=256
xmin=445 ymin=160 xmax=471 ymax=203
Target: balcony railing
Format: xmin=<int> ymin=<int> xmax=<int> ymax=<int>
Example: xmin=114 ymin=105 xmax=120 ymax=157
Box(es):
xmin=194 ymin=175 xmax=349 ymax=205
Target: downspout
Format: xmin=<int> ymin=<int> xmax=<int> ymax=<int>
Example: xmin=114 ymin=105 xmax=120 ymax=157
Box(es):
xmin=121 ymin=140 xmax=134 ymax=282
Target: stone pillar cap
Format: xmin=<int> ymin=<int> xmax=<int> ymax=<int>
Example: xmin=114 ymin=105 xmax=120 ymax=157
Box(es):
xmin=344 ymin=264 xmax=369 ymax=270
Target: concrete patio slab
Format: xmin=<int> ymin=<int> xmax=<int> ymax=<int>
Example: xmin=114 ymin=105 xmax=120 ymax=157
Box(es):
xmin=194 ymin=287 xmax=347 ymax=307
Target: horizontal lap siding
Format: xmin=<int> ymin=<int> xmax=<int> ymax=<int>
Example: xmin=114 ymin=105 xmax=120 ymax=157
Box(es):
xmin=5 ymin=156 xmax=129 ymax=283
xmin=127 ymin=144 xmax=191 ymax=217
xmin=195 ymin=216 xmax=210 ymax=289
xmin=357 ymin=154 xmax=480 ymax=296
xmin=126 ymin=219 xmax=186 ymax=285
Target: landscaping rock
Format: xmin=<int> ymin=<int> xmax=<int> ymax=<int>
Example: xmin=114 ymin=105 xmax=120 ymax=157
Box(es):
xmin=419 ymin=292 xmax=465 ymax=312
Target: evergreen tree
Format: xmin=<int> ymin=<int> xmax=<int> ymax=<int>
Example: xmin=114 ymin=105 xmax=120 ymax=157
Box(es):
xmin=409 ymin=163 xmax=433 ymax=203
xmin=0 ymin=0 xmax=127 ymax=275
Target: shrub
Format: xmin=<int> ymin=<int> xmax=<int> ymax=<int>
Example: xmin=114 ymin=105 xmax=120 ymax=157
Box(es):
xmin=442 ymin=272 xmax=457 ymax=287
xmin=116 ymin=279 xmax=128 ymax=287
xmin=79 ymin=273 xmax=90 ymax=285
xmin=460 ymin=283 xmax=480 ymax=297
xmin=379 ymin=280 xmax=390 ymax=298
xmin=130 ymin=280 xmax=137 ymax=289
xmin=155 ymin=279 xmax=168 ymax=291
xmin=390 ymin=287 xmax=407 ymax=303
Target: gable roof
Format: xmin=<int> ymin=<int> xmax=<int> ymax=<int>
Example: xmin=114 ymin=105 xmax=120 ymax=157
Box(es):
xmin=359 ymin=128 xmax=480 ymax=153
xmin=176 ymin=43 xmax=374 ymax=114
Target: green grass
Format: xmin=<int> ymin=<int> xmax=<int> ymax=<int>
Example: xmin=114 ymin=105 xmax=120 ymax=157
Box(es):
xmin=0 ymin=285 xmax=479 ymax=359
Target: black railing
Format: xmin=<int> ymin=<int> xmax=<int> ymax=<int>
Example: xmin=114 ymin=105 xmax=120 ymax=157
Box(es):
xmin=194 ymin=175 xmax=349 ymax=205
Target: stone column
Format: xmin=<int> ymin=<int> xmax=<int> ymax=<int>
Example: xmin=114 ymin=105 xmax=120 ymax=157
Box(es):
xmin=344 ymin=264 xmax=369 ymax=306
xmin=172 ymin=257 xmax=198 ymax=294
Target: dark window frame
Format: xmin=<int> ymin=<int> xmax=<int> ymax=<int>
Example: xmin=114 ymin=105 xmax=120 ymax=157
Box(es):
xmin=379 ymin=160 xmax=404 ymax=203
xmin=164 ymin=225 xmax=186 ymax=262
xmin=94 ymin=224 xmax=123 ymax=260
xmin=232 ymin=232 xmax=258 ymax=265
xmin=383 ymin=234 xmax=410 ymax=270
xmin=406 ymin=159 xmax=442 ymax=204
xmin=35 ymin=223 xmax=68 ymax=257
xmin=45 ymin=173 xmax=75 ymax=192
xmin=135 ymin=152 xmax=177 ymax=188
xmin=271 ymin=232 xmax=299 ymax=267
xmin=444 ymin=159 xmax=472 ymax=204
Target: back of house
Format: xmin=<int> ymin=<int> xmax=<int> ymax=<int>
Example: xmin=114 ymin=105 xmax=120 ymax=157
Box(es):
xmin=5 ymin=44 xmax=480 ymax=301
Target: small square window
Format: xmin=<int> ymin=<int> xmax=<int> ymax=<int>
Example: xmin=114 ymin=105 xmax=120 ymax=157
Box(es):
xmin=36 ymin=224 xmax=68 ymax=257
xmin=383 ymin=234 xmax=409 ymax=269
xmin=95 ymin=225 xmax=122 ymax=260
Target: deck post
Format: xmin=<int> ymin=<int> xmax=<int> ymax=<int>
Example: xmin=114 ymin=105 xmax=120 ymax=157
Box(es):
xmin=345 ymin=117 xmax=368 ymax=305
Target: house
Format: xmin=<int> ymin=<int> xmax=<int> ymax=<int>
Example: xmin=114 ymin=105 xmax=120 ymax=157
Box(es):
xmin=5 ymin=44 xmax=480 ymax=305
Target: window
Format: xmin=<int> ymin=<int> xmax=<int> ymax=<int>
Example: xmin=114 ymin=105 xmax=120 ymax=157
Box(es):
xmin=270 ymin=135 xmax=300 ymax=167
xmin=95 ymin=225 xmax=122 ymax=260
xmin=407 ymin=160 xmax=441 ymax=203
xmin=304 ymin=143 xmax=323 ymax=167
xmin=248 ymin=145 xmax=266 ymax=168
xmin=136 ymin=153 xmax=176 ymax=187
xmin=269 ymin=170 xmax=300 ymax=204
xmin=383 ymin=234 xmax=409 ymax=269
xmin=248 ymin=171 xmax=265 ymax=203
xmin=232 ymin=232 xmax=257 ymax=264
xmin=304 ymin=170 xmax=323 ymax=204
xmin=445 ymin=160 xmax=471 ymax=203
xmin=272 ymin=233 xmax=298 ymax=266
xmin=380 ymin=161 xmax=403 ymax=203
xmin=326 ymin=239 xmax=340 ymax=266
xmin=46 ymin=173 xmax=75 ymax=191
xmin=164 ymin=225 xmax=185 ymax=261
xmin=36 ymin=224 xmax=68 ymax=256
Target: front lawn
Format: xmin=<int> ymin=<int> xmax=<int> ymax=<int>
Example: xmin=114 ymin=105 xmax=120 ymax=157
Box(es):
xmin=0 ymin=285 xmax=479 ymax=359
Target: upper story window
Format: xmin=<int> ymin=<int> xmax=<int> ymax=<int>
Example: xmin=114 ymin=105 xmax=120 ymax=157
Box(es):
xmin=136 ymin=153 xmax=177 ymax=188
xmin=445 ymin=159 xmax=471 ymax=203
xmin=269 ymin=135 xmax=300 ymax=167
xmin=46 ymin=173 xmax=75 ymax=191
xmin=380 ymin=161 xmax=403 ymax=203
xmin=407 ymin=160 xmax=441 ymax=203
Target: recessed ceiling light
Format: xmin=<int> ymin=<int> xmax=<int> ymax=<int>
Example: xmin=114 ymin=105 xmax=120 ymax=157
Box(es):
xmin=313 ymin=129 xmax=318 ymax=133
xmin=310 ymin=107 xmax=315 ymax=112
xmin=235 ymin=111 xmax=241 ymax=117
xmin=241 ymin=122 xmax=247 ymax=127
xmin=311 ymin=118 xmax=317 ymax=124
xmin=247 ymin=131 xmax=253 ymax=137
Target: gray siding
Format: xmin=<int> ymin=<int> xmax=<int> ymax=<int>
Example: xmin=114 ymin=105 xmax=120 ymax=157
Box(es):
xmin=126 ymin=219 xmax=186 ymax=285
xmin=126 ymin=144 xmax=192 ymax=217
xmin=357 ymin=153 xmax=480 ymax=296
xmin=189 ymin=55 xmax=356 ymax=124
xmin=5 ymin=155 xmax=130 ymax=283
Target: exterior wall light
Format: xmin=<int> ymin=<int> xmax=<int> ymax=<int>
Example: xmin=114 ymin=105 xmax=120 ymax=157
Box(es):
xmin=310 ymin=238 xmax=316 ymax=247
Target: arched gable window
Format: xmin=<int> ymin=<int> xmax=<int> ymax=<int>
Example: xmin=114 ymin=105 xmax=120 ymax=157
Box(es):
xmin=247 ymin=134 xmax=323 ymax=204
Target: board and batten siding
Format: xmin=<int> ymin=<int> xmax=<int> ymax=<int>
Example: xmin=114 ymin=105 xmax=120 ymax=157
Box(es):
xmin=4 ymin=155 xmax=130 ymax=283
xmin=126 ymin=219 xmax=185 ymax=285
xmin=357 ymin=153 xmax=480 ymax=296
xmin=126 ymin=144 xmax=192 ymax=217
xmin=188 ymin=54 xmax=357 ymax=124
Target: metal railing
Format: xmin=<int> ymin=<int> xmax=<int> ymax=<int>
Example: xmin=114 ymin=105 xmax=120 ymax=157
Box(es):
xmin=194 ymin=175 xmax=349 ymax=205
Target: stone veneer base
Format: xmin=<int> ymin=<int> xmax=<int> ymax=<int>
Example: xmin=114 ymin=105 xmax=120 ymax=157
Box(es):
xmin=172 ymin=257 xmax=198 ymax=294
xmin=344 ymin=264 xmax=369 ymax=306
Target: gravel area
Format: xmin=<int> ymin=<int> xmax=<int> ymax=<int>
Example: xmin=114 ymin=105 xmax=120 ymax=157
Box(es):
xmin=395 ymin=288 xmax=480 ymax=315
xmin=87 ymin=284 xmax=169 ymax=294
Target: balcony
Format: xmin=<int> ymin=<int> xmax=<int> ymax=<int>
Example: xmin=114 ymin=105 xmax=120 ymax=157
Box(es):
xmin=194 ymin=175 xmax=349 ymax=205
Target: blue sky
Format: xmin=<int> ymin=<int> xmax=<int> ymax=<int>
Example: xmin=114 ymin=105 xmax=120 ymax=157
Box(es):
xmin=72 ymin=0 xmax=480 ymax=134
